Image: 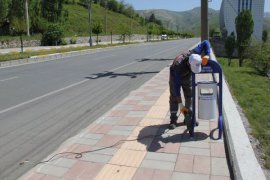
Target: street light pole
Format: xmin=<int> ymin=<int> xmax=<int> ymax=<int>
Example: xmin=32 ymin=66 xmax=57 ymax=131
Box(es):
xmin=25 ymin=0 xmax=30 ymax=36
xmin=201 ymin=0 xmax=209 ymax=41
xmin=88 ymin=0 xmax=93 ymax=47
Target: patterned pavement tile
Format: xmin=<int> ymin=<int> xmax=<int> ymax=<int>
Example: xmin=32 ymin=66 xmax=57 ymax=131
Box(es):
xmin=109 ymin=149 xmax=146 ymax=167
xmin=175 ymin=154 xmax=194 ymax=173
xmin=64 ymin=161 xmax=103 ymax=179
xmin=94 ymin=164 xmax=137 ymax=180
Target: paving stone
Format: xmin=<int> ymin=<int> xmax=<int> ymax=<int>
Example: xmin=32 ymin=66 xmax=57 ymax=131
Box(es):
xmin=210 ymin=175 xmax=231 ymax=180
xmin=193 ymin=156 xmax=211 ymax=174
xmin=140 ymin=159 xmax=175 ymax=171
xmin=132 ymin=104 xmax=152 ymax=111
xmin=145 ymin=152 xmax=177 ymax=162
xmin=22 ymin=172 xmax=46 ymax=180
xmin=139 ymin=119 xmax=163 ymax=127
xmin=111 ymin=125 xmax=135 ymax=131
xmin=211 ymin=157 xmax=230 ymax=176
xmin=175 ymin=154 xmax=194 ymax=173
xmin=161 ymin=142 xmax=181 ymax=154
xmin=47 ymin=157 xmax=77 ymax=168
xmin=75 ymin=137 xmax=99 ymax=146
xmin=82 ymin=153 xmax=112 ymax=163
xmin=152 ymin=169 xmax=173 ymax=180
xmin=121 ymin=135 xmax=152 ymax=151
xmin=90 ymin=146 xmax=117 ymax=155
xmin=146 ymin=106 xmax=168 ymax=119
xmin=80 ymin=133 xmax=104 ymax=140
xmin=96 ymin=135 xmax=127 ymax=148
xmin=131 ymin=126 xmax=159 ymax=137
xmin=64 ymin=161 xmax=103 ymax=179
xmin=107 ymin=110 xmax=129 ymax=117
xmin=62 ymin=143 xmax=92 ymax=154
xmin=139 ymin=101 xmax=156 ymax=105
xmin=127 ymin=111 xmax=147 ymax=117
xmin=132 ymin=168 xmax=154 ymax=180
xmin=36 ymin=164 xmax=69 ymax=177
xmin=95 ymin=164 xmax=137 ymax=180
xmin=171 ymin=172 xmax=210 ymax=180
xmin=87 ymin=124 xmax=113 ymax=134
xmin=179 ymin=147 xmax=210 ymax=156
xmin=210 ymin=143 xmax=226 ymax=158
xmin=108 ymin=129 xmax=132 ymax=136
xmin=96 ymin=116 xmax=121 ymax=125
xmin=114 ymin=105 xmax=134 ymax=110
xmin=117 ymin=117 xmax=142 ymax=126
xmin=109 ymin=149 xmax=146 ymax=167
xmin=181 ymin=141 xmax=210 ymax=149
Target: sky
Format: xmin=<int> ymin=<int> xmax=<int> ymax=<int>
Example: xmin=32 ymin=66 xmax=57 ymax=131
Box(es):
xmin=122 ymin=0 xmax=270 ymax=12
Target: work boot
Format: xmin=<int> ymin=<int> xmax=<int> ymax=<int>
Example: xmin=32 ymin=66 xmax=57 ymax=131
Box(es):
xmin=169 ymin=114 xmax=178 ymax=129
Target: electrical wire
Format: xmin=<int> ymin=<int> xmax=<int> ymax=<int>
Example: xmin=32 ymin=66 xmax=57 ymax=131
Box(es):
xmin=33 ymin=128 xmax=171 ymax=166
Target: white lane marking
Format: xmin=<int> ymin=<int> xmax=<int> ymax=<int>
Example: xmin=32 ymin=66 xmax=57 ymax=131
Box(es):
xmin=0 ymin=79 xmax=89 ymax=115
xmin=0 ymin=76 xmax=18 ymax=82
xmin=0 ymin=61 xmax=136 ymax=115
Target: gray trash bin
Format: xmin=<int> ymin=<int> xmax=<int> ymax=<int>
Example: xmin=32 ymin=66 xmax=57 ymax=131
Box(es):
xmin=198 ymin=81 xmax=217 ymax=120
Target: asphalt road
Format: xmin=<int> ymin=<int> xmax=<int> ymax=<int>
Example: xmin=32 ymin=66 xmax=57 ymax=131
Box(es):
xmin=0 ymin=38 xmax=199 ymax=179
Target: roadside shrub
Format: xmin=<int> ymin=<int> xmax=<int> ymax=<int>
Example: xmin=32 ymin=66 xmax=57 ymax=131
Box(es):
xmin=70 ymin=37 xmax=77 ymax=44
xmin=41 ymin=24 xmax=64 ymax=46
xmin=249 ymin=43 xmax=270 ymax=75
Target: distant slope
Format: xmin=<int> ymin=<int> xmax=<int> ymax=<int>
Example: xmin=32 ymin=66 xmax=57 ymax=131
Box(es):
xmin=138 ymin=8 xmax=270 ymax=36
xmin=64 ymin=3 xmax=147 ymax=36
xmin=137 ymin=7 xmax=219 ymax=36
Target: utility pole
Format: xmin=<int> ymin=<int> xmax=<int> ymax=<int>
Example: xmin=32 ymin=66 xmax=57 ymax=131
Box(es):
xmin=105 ymin=0 xmax=107 ymax=34
xmin=25 ymin=0 xmax=30 ymax=36
xmin=201 ymin=0 xmax=209 ymax=41
xmin=88 ymin=0 xmax=93 ymax=46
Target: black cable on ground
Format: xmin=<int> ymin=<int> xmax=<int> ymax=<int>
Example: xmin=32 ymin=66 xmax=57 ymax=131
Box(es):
xmin=33 ymin=128 xmax=171 ymax=166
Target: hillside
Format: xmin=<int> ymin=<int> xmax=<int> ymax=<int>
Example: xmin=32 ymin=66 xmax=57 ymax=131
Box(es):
xmin=64 ymin=3 xmax=147 ymax=36
xmin=137 ymin=7 xmax=219 ymax=36
xmin=138 ymin=8 xmax=270 ymax=36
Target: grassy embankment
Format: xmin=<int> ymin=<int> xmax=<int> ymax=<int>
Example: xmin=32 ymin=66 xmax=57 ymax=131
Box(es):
xmin=0 ymin=3 xmax=148 ymax=62
xmin=218 ymin=58 xmax=270 ymax=168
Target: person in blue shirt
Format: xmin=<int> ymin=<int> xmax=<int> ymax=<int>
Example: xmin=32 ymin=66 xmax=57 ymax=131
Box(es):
xmin=169 ymin=40 xmax=211 ymax=129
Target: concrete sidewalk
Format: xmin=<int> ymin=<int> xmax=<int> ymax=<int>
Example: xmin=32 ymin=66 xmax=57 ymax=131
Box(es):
xmin=19 ymin=67 xmax=231 ymax=180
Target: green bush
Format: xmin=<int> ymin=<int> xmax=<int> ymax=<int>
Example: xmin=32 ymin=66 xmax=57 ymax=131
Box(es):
xmin=41 ymin=24 xmax=64 ymax=46
xmin=70 ymin=37 xmax=77 ymax=44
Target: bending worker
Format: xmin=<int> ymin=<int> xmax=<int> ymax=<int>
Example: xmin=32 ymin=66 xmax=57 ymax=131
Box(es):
xmin=169 ymin=40 xmax=211 ymax=129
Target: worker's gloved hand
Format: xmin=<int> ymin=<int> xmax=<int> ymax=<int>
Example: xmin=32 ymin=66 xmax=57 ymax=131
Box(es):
xmin=179 ymin=103 xmax=189 ymax=114
xmin=202 ymin=55 xmax=209 ymax=65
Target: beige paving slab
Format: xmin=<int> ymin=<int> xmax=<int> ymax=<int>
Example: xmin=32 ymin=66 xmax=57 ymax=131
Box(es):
xmin=121 ymin=135 xmax=153 ymax=151
xmin=109 ymin=149 xmax=146 ymax=167
xmin=146 ymin=106 xmax=169 ymax=119
xmin=139 ymin=118 xmax=163 ymax=127
xmin=94 ymin=164 xmax=137 ymax=180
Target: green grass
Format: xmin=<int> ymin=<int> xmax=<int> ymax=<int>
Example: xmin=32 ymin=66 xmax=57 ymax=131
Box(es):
xmin=64 ymin=3 xmax=147 ymax=36
xmin=0 ymin=42 xmax=137 ymax=62
xmin=218 ymin=58 xmax=270 ymax=168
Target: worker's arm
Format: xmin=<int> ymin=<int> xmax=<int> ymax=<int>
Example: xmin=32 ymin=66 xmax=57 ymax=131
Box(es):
xmin=193 ymin=40 xmax=211 ymax=56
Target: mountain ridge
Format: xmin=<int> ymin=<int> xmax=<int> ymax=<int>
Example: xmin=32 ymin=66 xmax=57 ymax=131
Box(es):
xmin=137 ymin=8 xmax=270 ymax=36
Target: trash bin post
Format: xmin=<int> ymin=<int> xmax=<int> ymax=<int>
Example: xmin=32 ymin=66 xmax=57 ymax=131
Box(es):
xmin=191 ymin=60 xmax=223 ymax=139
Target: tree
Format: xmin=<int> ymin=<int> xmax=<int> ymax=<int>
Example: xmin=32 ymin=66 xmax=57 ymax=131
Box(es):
xmin=92 ymin=21 xmax=103 ymax=45
xmin=107 ymin=0 xmax=118 ymax=12
xmin=225 ymin=32 xmax=236 ymax=66
xmin=42 ymin=0 xmax=65 ymax=22
xmin=235 ymin=10 xmax=254 ymax=67
xmin=10 ymin=17 xmax=27 ymax=52
xmin=148 ymin=13 xmax=156 ymax=23
xmin=0 ymin=0 xmax=9 ymax=25
xmin=262 ymin=30 xmax=268 ymax=43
